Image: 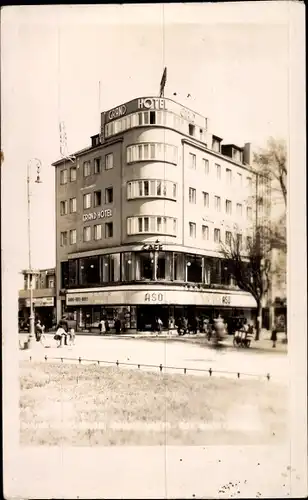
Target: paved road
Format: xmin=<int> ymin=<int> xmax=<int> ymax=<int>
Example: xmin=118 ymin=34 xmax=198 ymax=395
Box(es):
xmin=20 ymin=334 xmax=288 ymax=382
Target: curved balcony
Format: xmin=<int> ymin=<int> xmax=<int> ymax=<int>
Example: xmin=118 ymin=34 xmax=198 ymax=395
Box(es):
xmin=126 ymin=142 xmax=177 ymax=165
xmin=127 ymin=215 xmax=177 ymax=237
xmin=127 ymin=179 xmax=177 ymax=201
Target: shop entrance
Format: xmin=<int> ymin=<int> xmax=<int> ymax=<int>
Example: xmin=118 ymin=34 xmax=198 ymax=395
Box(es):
xmin=137 ymin=305 xmax=169 ymax=331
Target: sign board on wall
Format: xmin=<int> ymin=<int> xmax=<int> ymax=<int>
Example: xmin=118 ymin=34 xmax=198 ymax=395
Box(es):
xmin=25 ymin=297 xmax=54 ymax=307
xmin=104 ymin=97 xmax=207 ymax=130
xmin=66 ymin=289 xmax=256 ymax=308
xmin=83 ymin=209 xmax=113 ymax=222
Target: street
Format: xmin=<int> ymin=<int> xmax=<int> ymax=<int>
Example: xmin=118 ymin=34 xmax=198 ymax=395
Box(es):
xmin=19 ymin=333 xmax=288 ymax=382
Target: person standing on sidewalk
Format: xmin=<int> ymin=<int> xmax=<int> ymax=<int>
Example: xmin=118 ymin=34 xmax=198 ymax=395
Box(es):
xmin=271 ymin=327 xmax=277 ymax=348
xmin=56 ymin=316 xmax=69 ymax=346
xmin=99 ymin=318 xmax=106 ymax=335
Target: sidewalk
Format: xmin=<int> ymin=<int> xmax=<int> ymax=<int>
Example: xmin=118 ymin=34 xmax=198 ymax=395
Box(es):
xmin=19 ymin=329 xmax=287 ymax=354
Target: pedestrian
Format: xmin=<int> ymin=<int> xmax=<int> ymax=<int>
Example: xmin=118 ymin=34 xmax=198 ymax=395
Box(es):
xmin=99 ymin=318 xmax=106 ymax=335
xmin=105 ymin=318 xmax=110 ymax=333
xmin=68 ymin=328 xmax=76 ymax=346
xmin=57 ymin=316 xmax=69 ymax=345
xmin=157 ymin=317 xmax=163 ymax=333
xmin=271 ymin=328 xmax=277 ymax=348
xmin=35 ymin=319 xmax=45 ymax=343
xmin=190 ymin=315 xmax=198 ymax=335
xmin=115 ymin=318 xmax=121 ymax=334
xmin=182 ymin=317 xmax=188 ymax=335
xmin=177 ymin=317 xmax=183 ymax=336
xmin=168 ymin=316 xmax=175 ymax=331
xmin=54 ymin=326 xmax=66 ymax=348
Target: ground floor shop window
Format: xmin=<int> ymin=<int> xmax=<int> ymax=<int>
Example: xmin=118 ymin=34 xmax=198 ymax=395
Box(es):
xmin=80 ymin=256 xmax=100 ymax=286
xmin=66 ymin=252 xmax=240 ymax=288
xmin=121 ymin=252 xmax=135 ymax=281
xmin=101 ymin=253 xmax=120 ymax=282
xmin=185 ymin=254 xmax=203 ymax=282
xmin=135 ymin=252 xmax=154 ymax=280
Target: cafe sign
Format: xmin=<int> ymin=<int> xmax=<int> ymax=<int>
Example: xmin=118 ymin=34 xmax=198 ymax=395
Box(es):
xmin=83 ymin=209 xmax=112 ymax=222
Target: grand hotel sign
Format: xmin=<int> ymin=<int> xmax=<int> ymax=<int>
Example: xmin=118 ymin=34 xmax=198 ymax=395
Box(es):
xmin=104 ymin=96 xmax=207 ymax=129
xmin=83 ymin=209 xmax=113 ymax=222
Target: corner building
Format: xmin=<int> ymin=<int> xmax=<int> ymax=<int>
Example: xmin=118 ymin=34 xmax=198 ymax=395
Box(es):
xmin=53 ymin=96 xmax=258 ymax=331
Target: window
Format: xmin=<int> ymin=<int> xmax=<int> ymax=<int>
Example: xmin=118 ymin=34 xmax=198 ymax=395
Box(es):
xmin=105 ymin=222 xmax=113 ymax=238
xmin=94 ymin=190 xmax=102 ymax=207
xmin=189 ymin=124 xmax=195 ymax=137
xmin=121 ymin=252 xmax=134 ymax=281
xmin=246 ymin=206 xmax=252 ymax=219
xmin=225 ymin=231 xmax=232 ymax=246
xmin=70 ymin=167 xmax=77 ymax=182
xmin=144 ymin=181 xmax=149 ymax=196
xmin=202 ymin=225 xmax=209 ymax=240
xmin=236 ymin=203 xmax=243 ymax=216
xmin=94 ymin=157 xmax=101 ymax=174
xmin=236 ymin=233 xmax=243 ymax=248
xmin=60 ymin=200 xmax=68 ymax=216
xmin=60 ymin=169 xmax=68 ymax=185
xmin=83 ymin=226 xmax=91 ymax=242
xmin=189 ymin=153 xmax=196 ymax=169
xmin=203 ymin=158 xmax=209 ymax=175
xmin=189 ymin=187 xmax=196 ymax=204
xmin=186 ymin=254 xmax=203 ymax=283
xmin=237 ymin=173 xmax=242 ymax=185
xmin=80 ymin=256 xmax=100 ymax=286
xmin=83 ymin=193 xmax=92 ymax=209
xmin=105 ymin=187 xmax=113 ymax=204
xmin=127 ymin=143 xmax=177 ymax=165
xmin=60 ymin=231 xmax=68 ymax=246
xmin=105 ymin=153 xmax=114 ymax=170
xmin=189 ymin=222 xmax=196 ymax=238
xmin=48 ymin=277 xmax=55 ymax=288
xmin=225 ymin=200 xmax=232 ymax=214
xmin=216 ymin=164 xmax=221 ymax=179
xmin=246 ymin=236 xmax=252 ymax=249
xmin=214 ymin=228 xmax=221 ymax=243
xmin=127 ymin=216 xmax=177 ymax=236
xmin=83 ymin=161 xmax=91 ymax=177
xmin=94 ymin=224 xmax=102 ymax=240
xmin=214 ymin=196 xmax=221 ymax=211
xmin=247 ymin=176 xmax=252 ymax=188
xmin=203 ymin=192 xmax=209 ymax=208
xmin=70 ymin=197 xmax=77 ymax=213
xmin=126 ymin=179 xmax=176 ymax=200
xmin=69 ymin=229 xmax=77 ymax=245
xmin=226 ymin=168 xmax=232 ymax=183
xmin=212 ymin=138 xmax=220 ymax=153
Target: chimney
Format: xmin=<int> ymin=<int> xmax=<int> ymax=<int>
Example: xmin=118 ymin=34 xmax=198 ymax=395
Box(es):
xmin=243 ymin=143 xmax=251 ymax=165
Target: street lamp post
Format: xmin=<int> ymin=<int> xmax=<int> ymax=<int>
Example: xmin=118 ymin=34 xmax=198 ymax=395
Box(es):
xmin=27 ymin=158 xmax=42 ymax=345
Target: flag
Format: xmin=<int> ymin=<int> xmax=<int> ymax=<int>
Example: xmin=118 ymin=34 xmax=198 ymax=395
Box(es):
xmin=160 ymin=67 xmax=167 ymax=97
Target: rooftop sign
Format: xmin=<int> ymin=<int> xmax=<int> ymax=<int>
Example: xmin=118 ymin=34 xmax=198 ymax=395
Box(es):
xmin=104 ymin=96 xmax=207 ymax=130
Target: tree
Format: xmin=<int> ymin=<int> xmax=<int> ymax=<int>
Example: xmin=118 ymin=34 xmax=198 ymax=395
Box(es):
xmin=221 ymin=229 xmax=270 ymax=341
xmin=253 ymin=138 xmax=287 ymax=208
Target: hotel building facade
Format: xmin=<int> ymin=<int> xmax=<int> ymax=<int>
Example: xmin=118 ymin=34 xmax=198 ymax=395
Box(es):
xmin=53 ymin=96 xmax=261 ymax=331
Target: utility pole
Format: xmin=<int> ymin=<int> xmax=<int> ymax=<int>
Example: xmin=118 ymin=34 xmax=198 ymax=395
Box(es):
xmin=26 ymin=158 xmax=42 ymax=347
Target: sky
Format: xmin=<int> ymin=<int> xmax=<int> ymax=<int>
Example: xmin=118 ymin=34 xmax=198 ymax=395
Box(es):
xmin=1 ymin=3 xmax=295 ymax=288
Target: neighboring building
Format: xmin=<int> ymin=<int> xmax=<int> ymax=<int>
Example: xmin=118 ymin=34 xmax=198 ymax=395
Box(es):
xmin=18 ymin=268 xmax=56 ymax=330
xmin=52 ymin=95 xmax=260 ymax=332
